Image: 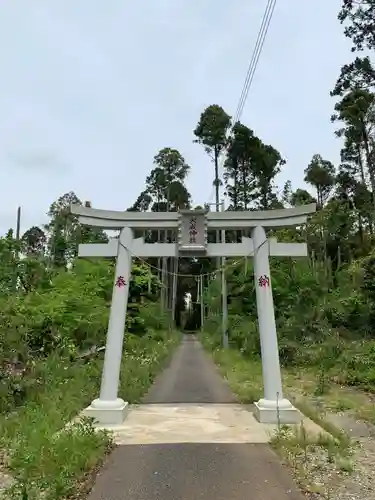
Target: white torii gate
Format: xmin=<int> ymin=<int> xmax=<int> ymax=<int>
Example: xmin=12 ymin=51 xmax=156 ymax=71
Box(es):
xmin=71 ymin=203 xmax=316 ymax=426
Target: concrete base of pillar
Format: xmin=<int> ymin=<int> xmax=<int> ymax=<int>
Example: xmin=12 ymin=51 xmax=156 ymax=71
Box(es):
xmin=254 ymin=399 xmax=301 ymax=425
xmin=83 ymin=398 xmax=129 ymax=426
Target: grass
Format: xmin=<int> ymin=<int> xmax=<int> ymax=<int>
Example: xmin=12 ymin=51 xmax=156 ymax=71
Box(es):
xmin=270 ymin=422 xmax=355 ymax=497
xmin=210 ymin=346 xmax=263 ymax=403
xmin=281 ymin=365 xmax=375 ymax=427
xmin=200 ymin=332 xmax=363 ymax=498
xmin=0 ymin=330 xmax=180 ymax=500
xmin=203 ymin=332 xmax=375 ymax=427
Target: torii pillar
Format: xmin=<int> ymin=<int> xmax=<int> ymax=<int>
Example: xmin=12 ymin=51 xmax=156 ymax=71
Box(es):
xmin=86 ymin=227 xmax=133 ymax=424
xmin=252 ymin=226 xmax=297 ymax=423
xmin=206 ymin=204 xmax=316 ymax=424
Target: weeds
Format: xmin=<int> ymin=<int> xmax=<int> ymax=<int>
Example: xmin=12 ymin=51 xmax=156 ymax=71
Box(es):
xmin=206 ymin=344 xmax=263 ymax=403
xmin=0 ymin=330 xmax=179 ymax=500
xmin=200 ymin=333 xmax=360 ymax=499
xmin=270 ymin=421 xmax=354 ymax=497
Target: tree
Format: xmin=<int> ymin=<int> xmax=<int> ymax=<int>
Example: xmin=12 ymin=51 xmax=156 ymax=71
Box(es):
xmin=223 ymin=122 xmax=284 ymax=210
xmin=281 ymin=180 xmax=293 ymax=207
xmin=224 ymin=122 xmax=256 ymax=210
xmin=127 ymin=191 xmax=152 ymax=212
xmin=194 ymin=105 xmax=231 ymax=211
xmin=338 ymin=126 xmax=367 ymax=184
xmin=332 ymin=88 xmax=375 ymax=203
xmin=338 ymin=0 xmax=375 ymax=52
xmin=22 ymin=226 xmax=46 ymax=256
xmin=335 ymin=162 xmax=374 ymax=239
xmin=290 ymin=188 xmax=316 ymax=207
xmin=152 ymin=147 xmax=190 ymax=211
xmin=331 ymin=57 xmax=375 ymax=96
xmin=153 ymin=148 xmax=190 ymax=182
xmin=146 ymin=167 xmax=166 ymax=208
xmin=145 ymin=148 xmax=190 ymax=212
xmin=251 ymin=142 xmax=285 ymax=210
xmin=45 ymin=192 xmax=107 ymax=267
xmin=304 ymin=155 xmax=335 ymax=208
xmin=77 ymin=202 xmax=108 ymax=245
xmin=136 ymin=149 xmax=192 ymax=314
xmin=0 ymin=230 xmax=19 ymax=295
xmin=168 ymin=181 xmax=191 ymax=210
xmin=45 ymin=191 xmax=82 ymax=267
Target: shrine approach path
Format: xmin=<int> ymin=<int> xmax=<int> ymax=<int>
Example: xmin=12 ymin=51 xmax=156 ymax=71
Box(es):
xmin=86 ymin=335 xmax=304 ymax=500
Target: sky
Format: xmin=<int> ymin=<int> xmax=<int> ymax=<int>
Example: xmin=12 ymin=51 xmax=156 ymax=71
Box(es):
xmin=0 ymin=0 xmax=353 ymax=235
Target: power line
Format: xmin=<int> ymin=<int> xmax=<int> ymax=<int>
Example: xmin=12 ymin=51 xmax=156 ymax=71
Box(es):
xmin=119 ymin=239 xmax=267 ymax=279
xmin=204 ymin=0 xmax=277 ymax=205
xmin=217 ymin=0 xmax=277 ymax=195
xmin=234 ymin=0 xmax=276 ymax=124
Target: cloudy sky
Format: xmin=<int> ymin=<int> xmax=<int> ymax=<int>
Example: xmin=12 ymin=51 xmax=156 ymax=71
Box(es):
xmin=0 ymin=1 xmax=351 ymax=234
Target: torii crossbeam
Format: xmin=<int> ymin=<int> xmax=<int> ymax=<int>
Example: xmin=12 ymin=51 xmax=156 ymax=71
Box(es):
xmin=71 ymin=203 xmax=316 ymax=426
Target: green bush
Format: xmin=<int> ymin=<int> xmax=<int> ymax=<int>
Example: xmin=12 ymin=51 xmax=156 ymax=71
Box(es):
xmin=334 ymin=341 xmax=375 ymax=390
xmin=1 ymin=327 xmax=179 ymax=499
xmin=203 ymin=252 xmax=375 ymax=392
xmin=0 ymin=258 xmax=173 ymax=413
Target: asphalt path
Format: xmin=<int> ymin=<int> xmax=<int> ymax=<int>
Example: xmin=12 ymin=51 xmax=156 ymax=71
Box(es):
xmin=87 ymin=335 xmax=304 ymax=500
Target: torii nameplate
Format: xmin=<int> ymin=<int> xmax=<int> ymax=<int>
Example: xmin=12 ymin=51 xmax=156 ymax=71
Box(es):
xmin=178 ymin=209 xmax=207 ymax=253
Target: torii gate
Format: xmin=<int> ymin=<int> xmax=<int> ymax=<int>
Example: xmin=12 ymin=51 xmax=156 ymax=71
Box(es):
xmin=71 ymin=203 xmax=316 ymax=426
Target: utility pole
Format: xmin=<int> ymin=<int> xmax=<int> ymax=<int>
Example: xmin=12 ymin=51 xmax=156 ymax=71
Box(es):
xmin=206 ymin=200 xmax=229 ymax=348
xmin=16 ymin=206 xmax=21 ymax=241
xmin=215 ymin=173 xmax=220 ymax=272
xmin=221 ymin=199 xmax=229 ymax=348
xmin=14 ymin=206 xmax=21 ymax=292
xmin=171 ymin=257 xmax=178 ymax=325
xmin=200 ymin=274 xmax=204 ymax=332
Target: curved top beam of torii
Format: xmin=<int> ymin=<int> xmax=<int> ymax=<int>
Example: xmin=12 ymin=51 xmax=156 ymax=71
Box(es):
xmin=70 ymin=203 xmax=316 ymax=230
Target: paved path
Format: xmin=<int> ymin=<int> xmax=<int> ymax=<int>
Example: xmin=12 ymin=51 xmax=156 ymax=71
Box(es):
xmin=87 ymin=335 xmax=305 ymax=500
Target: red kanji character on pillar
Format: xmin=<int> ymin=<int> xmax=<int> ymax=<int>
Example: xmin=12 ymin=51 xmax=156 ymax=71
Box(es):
xmin=115 ymin=276 xmax=126 ymax=288
xmin=258 ymin=275 xmax=270 ymax=288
